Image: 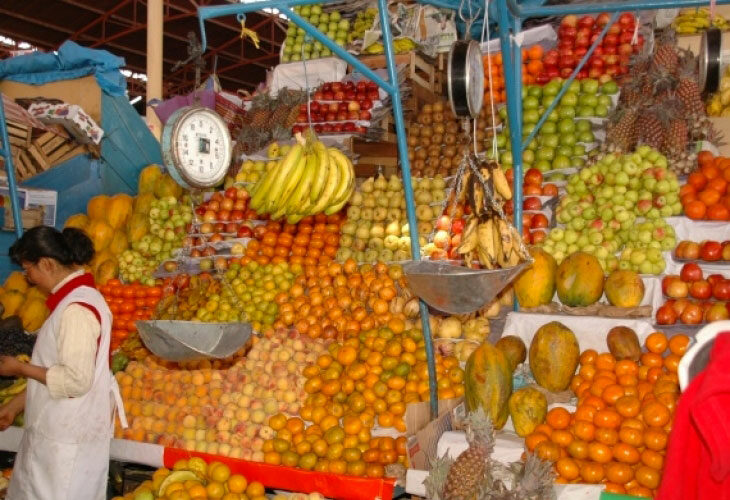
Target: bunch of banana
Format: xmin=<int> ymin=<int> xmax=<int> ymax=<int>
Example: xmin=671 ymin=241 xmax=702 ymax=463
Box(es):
xmin=456 ymin=158 xmax=528 ymax=269
xmin=707 ymin=66 xmax=730 ymax=116
xmin=249 ymin=133 xmax=355 ymax=223
xmin=673 ymin=8 xmax=729 ymax=34
xmin=362 ymin=37 xmax=417 ymax=55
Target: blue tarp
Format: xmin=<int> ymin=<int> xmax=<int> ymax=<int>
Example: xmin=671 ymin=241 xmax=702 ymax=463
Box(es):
xmin=0 ymin=41 xmax=126 ymax=96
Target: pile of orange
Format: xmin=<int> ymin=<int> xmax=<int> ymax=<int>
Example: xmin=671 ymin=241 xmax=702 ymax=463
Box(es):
xmin=483 ymin=45 xmax=544 ymax=103
xmin=299 ymin=328 xmax=464 ymax=435
xmin=243 ymin=214 xmax=342 ymax=267
xmin=524 ymin=332 xmax=690 ymax=497
xmin=270 ymin=259 xmax=409 ymax=339
xmin=99 ymin=279 xmax=162 ymax=352
xmin=263 ymin=413 xmax=408 ymax=478
xmin=680 ymin=151 xmax=730 ymax=220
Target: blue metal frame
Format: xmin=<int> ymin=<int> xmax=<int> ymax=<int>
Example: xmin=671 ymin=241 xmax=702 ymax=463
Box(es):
xmin=199 ymin=0 xmax=441 ymax=416
xmin=0 ymin=96 xmax=23 ymax=238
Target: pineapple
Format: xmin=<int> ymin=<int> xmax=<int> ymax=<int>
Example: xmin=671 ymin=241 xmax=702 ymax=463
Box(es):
xmin=653 ymin=29 xmax=680 ymax=75
xmin=675 ymin=51 xmax=705 ymax=115
xmin=637 ymin=106 xmax=666 ymax=151
xmin=248 ymin=93 xmax=273 ymax=127
xmin=442 ymin=408 xmax=495 ymax=499
xmin=606 ymin=106 xmax=639 ymax=152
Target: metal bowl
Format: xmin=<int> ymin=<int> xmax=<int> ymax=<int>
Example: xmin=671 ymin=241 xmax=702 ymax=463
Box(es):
xmin=403 ymin=260 xmax=528 ymax=314
xmin=136 ymin=320 xmax=253 ymax=362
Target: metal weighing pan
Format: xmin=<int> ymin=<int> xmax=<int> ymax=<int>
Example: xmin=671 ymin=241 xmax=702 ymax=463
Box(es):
xmin=136 ymin=320 xmax=252 ymax=362
xmin=403 ymin=260 xmax=528 ymax=315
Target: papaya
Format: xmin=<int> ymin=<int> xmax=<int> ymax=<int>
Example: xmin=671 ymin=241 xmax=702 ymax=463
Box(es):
xmin=508 ymin=387 xmax=547 ymax=437
xmin=25 ymin=287 xmax=47 ymax=301
xmin=154 ymin=174 xmax=183 ymax=199
xmin=495 ymin=335 xmax=527 ymax=372
xmin=87 ymin=195 xmax=110 ymax=220
xmin=17 ymin=297 xmax=48 ymax=332
xmin=90 ymin=250 xmax=115 ymax=275
xmin=133 ymin=193 xmax=156 ymax=215
xmin=0 ymin=290 xmax=26 ymax=319
xmin=106 ymin=193 xmax=133 ymax=230
xmin=86 ymin=219 xmax=114 ymax=252
xmin=4 ymin=272 xmax=29 ymax=293
xmin=604 ymin=270 xmax=645 ymax=308
xmin=64 ymin=213 xmax=90 ymax=231
xmin=606 ymin=326 xmax=641 ymax=361
xmin=529 ymin=321 xmax=580 ymax=392
xmin=127 ymin=213 xmax=149 ymax=243
xmin=95 ymin=259 xmax=119 ymax=286
xmin=108 ymin=231 xmax=129 ymax=255
xmin=138 ymin=165 xmax=163 ymax=195
xmin=555 ymin=252 xmax=604 ymax=307
xmin=464 ymin=342 xmax=513 ymax=429
xmin=514 ymin=247 xmax=557 ymax=308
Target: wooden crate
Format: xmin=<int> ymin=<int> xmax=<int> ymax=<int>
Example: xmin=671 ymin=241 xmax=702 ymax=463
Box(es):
xmin=378 ymin=81 xmax=440 ymax=141
xmin=351 ymin=137 xmax=399 ymax=177
xmin=353 ymin=51 xmax=437 ymax=93
xmin=2 ymin=205 xmax=44 ymax=231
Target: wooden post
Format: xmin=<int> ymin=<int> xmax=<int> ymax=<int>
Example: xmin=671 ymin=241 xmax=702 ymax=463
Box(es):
xmin=146 ymin=0 xmax=164 ymax=140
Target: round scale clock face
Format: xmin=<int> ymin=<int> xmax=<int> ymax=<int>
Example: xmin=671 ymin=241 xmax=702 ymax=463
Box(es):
xmin=448 ymin=40 xmax=485 ymax=118
xmin=167 ymin=107 xmax=232 ymax=188
xmin=466 ymin=41 xmax=484 ymax=118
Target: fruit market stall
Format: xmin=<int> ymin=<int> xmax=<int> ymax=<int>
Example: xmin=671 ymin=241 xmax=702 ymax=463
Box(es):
xmin=4 ymin=0 xmax=730 ymax=499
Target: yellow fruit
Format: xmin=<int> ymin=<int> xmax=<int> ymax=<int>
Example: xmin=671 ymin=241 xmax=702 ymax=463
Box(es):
xmin=86 ymin=219 xmax=114 ymax=252
xmin=4 ymin=272 xmax=29 ymax=293
xmin=64 ymin=213 xmax=90 ymax=231
xmin=186 ymin=457 xmax=207 ymax=478
xmin=25 ymin=287 xmax=46 ymax=301
xmin=209 ymin=462 xmax=230 ymax=483
xmin=108 ymin=231 xmax=129 ymax=255
xmin=0 ymin=290 xmax=26 ymax=319
xmin=133 ymin=193 xmax=156 ymax=215
xmin=106 ymin=193 xmax=133 ymax=229
xmin=127 ymin=213 xmax=149 ymax=243
xmin=227 ymin=474 xmax=247 ymax=493
xmin=154 ymin=174 xmax=183 ymax=199
xmin=87 ymin=195 xmax=110 ymax=220
xmin=138 ymin=165 xmax=163 ymax=195
xmin=17 ymin=297 xmax=48 ymax=332
xmin=95 ymin=259 xmax=119 ymax=286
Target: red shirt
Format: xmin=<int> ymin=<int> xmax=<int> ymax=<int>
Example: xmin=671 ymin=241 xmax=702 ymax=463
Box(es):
xmin=657 ymin=332 xmax=730 ymax=500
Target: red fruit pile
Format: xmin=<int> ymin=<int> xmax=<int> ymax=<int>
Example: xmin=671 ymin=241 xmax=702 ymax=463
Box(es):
xmin=675 ymin=240 xmax=730 ymax=262
xmin=658 ymin=264 xmax=730 ymax=325
xmin=99 ymin=280 xmax=162 ymax=352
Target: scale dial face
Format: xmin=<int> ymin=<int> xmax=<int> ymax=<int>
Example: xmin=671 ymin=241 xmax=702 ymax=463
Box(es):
xmin=448 ymin=40 xmax=485 ymax=118
xmin=167 ymin=107 xmax=232 ymax=188
xmin=465 ymin=41 xmax=484 ymax=117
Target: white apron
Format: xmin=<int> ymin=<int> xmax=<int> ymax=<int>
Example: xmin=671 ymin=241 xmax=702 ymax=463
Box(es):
xmin=7 ymin=279 xmax=127 ymax=500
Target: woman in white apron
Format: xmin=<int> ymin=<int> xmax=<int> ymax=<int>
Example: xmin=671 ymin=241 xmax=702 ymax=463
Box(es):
xmin=0 ymin=225 xmax=126 ymax=500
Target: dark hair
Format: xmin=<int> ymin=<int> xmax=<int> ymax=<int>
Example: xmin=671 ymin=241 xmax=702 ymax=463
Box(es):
xmin=9 ymin=226 xmax=95 ymax=267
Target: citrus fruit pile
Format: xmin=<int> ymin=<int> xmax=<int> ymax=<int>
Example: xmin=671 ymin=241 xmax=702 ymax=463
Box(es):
xmin=680 ymin=151 xmax=730 ymax=221
xmin=99 ymin=280 xmax=162 ymax=352
xmin=524 ymin=332 xmax=689 ymax=497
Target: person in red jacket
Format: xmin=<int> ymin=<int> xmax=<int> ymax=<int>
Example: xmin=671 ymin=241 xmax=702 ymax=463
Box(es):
xmin=657 ymin=332 xmax=730 ymax=500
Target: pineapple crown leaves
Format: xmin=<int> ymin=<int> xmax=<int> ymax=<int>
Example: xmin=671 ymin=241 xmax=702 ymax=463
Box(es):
xmin=424 ymin=455 xmax=455 ymax=500
xmin=511 ymin=454 xmax=557 ymax=500
xmin=464 ymin=407 xmax=496 ymax=452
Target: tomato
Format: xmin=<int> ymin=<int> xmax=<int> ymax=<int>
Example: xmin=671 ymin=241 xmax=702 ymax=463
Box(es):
xmin=120 ymin=302 xmax=135 ymax=314
xmin=684 ymin=199 xmax=707 ymax=220
xmin=122 ymin=286 xmax=135 ymax=299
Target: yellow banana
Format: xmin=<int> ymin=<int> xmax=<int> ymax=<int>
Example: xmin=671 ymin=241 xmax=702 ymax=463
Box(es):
xmin=286 ymin=151 xmax=318 ymax=212
xmin=263 ymin=143 xmax=304 ymax=211
xmin=310 ymin=142 xmax=330 ymax=204
xmin=249 ymin=160 xmax=278 ymax=211
xmin=492 ymin=168 xmax=512 ymax=200
xmin=309 ymin=157 xmax=341 ymax=214
xmin=325 ymin=148 xmax=354 ymax=209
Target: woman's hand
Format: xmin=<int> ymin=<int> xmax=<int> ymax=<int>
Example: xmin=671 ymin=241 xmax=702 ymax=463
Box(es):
xmin=0 ymin=393 xmax=24 ymax=431
xmin=0 ymin=356 xmax=23 ymax=378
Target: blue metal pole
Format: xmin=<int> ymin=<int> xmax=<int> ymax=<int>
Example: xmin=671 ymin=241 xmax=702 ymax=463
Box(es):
xmin=508 ymin=0 xmax=730 ymax=19
xmin=197 ymin=0 xmax=439 ymax=417
xmin=521 ymin=11 xmax=619 ymax=152
xmin=375 ymin=0 xmax=438 ymax=417
xmin=0 ymin=96 xmax=23 ymax=238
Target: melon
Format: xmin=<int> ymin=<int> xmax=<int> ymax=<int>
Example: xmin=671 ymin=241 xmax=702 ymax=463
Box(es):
xmin=106 ymin=193 xmax=133 ymax=230
xmin=108 ymin=231 xmax=129 ymax=255
xmin=508 ymin=387 xmax=547 ymax=437
xmin=464 ymin=342 xmax=513 ymax=429
xmin=154 ymin=174 xmax=183 ymax=199
xmin=604 ymin=270 xmax=645 ymax=308
xmin=86 ymin=219 xmax=114 ymax=252
xmin=17 ymin=297 xmax=48 ymax=332
xmin=138 ymin=165 xmax=163 ymax=194
xmin=514 ymin=247 xmax=557 ymax=308
xmin=529 ymin=321 xmax=580 ymax=392
xmin=0 ymin=290 xmax=26 ymax=319
xmin=87 ymin=195 xmax=110 ymax=220
xmin=4 ymin=272 xmax=29 ymax=293
xmin=64 ymin=213 xmax=90 ymax=231
xmin=556 ymin=252 xmax=604 ymax=307
xmin=133 ymin=193 xmax=156 ymax=215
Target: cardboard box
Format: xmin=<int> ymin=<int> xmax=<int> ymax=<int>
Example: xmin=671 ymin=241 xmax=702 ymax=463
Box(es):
xmin=405 ymin=397 xmax=464 ymax=471
xmin=0 ymin=76 xmax=102 ymax=124
xmin=710 ymin=117 xmax=730 ymax=156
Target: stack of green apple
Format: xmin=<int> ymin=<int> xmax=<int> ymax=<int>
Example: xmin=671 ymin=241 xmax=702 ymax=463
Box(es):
xmin=491 ymin=78 xmax=619 ymax=173
xmin=337 ymin=174 xmax=447 ymax=263
xmin=540 ymin=146 xmax=681 ymax=274
xmin=281 ymin=4 xmax=350 ymax=62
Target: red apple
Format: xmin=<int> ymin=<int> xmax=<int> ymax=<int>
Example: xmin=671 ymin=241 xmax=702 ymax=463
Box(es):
xmin=345 ymin=89 xmax=356 ymax=100
xmin=662 ymin=275 xmax=680 ymax=295
xmin=531 ymin=213 xmax=549 ymax=229
xmin=348 ymin=100 xmax=360 ymax=111
xmin=367 ymin=90 xmax=379 ymax=101
xmin=230 ymin=210 xmax=245 ymax=222
xmin=671 ymin=297 xmax=690 ymax=316
xmin=217 ymin=209 xmax=231 ymax=222
xmin=708 ymin=273 xmax=725 ymax=287
xmin=225 ymin=222 xmax=238 ymax=233
xmin=722 ymin=242 xmax=730 ymax=261
xmin=680 ymin=303 xmax=704 ymax=325
xmin=224 ymin=187 xmax=238 ymax=199
xmin=561 ymin=14 xmax=578 ymax=28
xmin=690 ymin=280 xmax=712 ymax=300
xmin=213 ymin=222 xmax=225 ymax=233
xmin=596 ymin=13 xmax=611 ymax=26
xmin=433 ymin=230 xmax=450 ymax=249
xmin=578 ymin=15 xmax=595 ymax=29
xmin=684 ymin=241 xmax=701 ymax=260
xmin=530 ymin=230 xmax=547 ymax=245
xmin=607 ymin=23 xmax=622 ymax=35
xmin=714 ymin=280 xmax=730 ymax=301
xmin=360 ymin=110 xmax=372 ymax=120
xmin=681 ymin=262 xmax=703 ymax=283
xmin=233 ymin=199 xmax=246 ymax=211
xmin=707 ymin=302 xmax=730 ymax=322
xmin=523 ymin=197 xmax=542 ymax=211
xmin=360 ymin=99 xmax=373 ymax=110
xmin=701 ymin=240 xmax=723 ymax=261
xmin=619 ymin=12 xmax=635 ymax=27
xmin=618 ymin=43 xmax=634 ymax=56
xmin=207 ymin=200 xmax=220 ymax=212
xmin=451 ymin=218 xmax=465 ymax=235
xmin=657 ymin=303 xmax=678 ymax=325
xmin=347 ymin=111 xmax=359 ymax=120
xmin=436 ymin=215 xmax=451 ymax=231
xmin=221 ymin=198 xmax=234 ymax=211
xmin=202 ymin=209 xmax=217 ymax=222
xmin=245 ymin=209 xmax=258 ymax=220
xmin=237 ymin=225 xmax=253 ymax=238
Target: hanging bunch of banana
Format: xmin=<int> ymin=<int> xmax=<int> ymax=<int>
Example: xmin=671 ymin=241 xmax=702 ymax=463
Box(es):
xmin=456 ymin=155 xmax=529 ymax=269
xmin=249 ymin=131 xmax=355 ymax=223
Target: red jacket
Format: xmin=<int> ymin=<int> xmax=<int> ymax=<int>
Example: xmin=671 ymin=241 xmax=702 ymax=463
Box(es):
xmin=657 ymin=332 xmax=730 ymax=500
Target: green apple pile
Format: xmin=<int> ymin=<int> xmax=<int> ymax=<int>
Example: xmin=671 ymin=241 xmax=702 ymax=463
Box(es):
xmin=348 ymin=8 xmax=377 ymax=43
xmin=337 ymin=174 xmax=447 ymax=263
xmin=118 ymin=196 xmax=194 ymax=284
xmin=281 ymin=4 xmax=349 ymax=62
xmin=492 ymin=78 xmax=618 ymax=173
xmin=540 ymin=146 xmax=681 ymax=274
